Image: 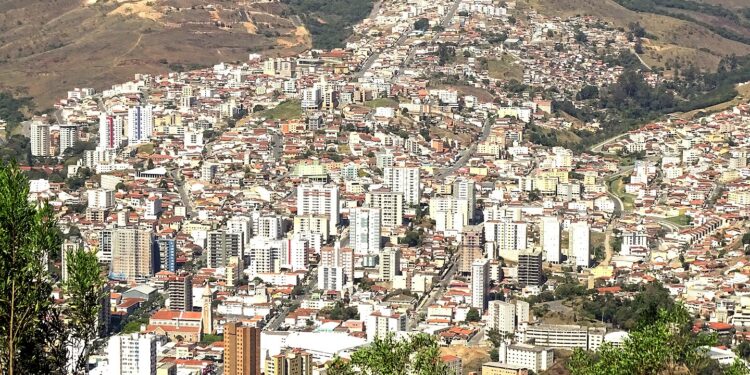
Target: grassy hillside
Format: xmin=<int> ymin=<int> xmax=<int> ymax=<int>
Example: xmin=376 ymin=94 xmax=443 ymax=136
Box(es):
xmin=0 ymin=0 xmax=311 ymax=108
xmin=527 ymin=0 xmax=750 ymax=71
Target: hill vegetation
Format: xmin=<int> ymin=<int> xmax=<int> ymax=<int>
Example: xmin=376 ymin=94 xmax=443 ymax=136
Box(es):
xmin=529 ymin=52 xmax=750 ymax=151
xmin=283 ymin=0 xmax=373 ymax=50
xmin=527 ymin=0 xmax=750 ymax=71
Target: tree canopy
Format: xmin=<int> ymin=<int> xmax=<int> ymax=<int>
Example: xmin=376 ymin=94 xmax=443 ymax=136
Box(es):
xmin=0 ymin=163 xmax=104 ymax=374
xmin=569 ymin=304 xmax=748 ymax=375
xmin=327 ymin=333 xmax=449 ymax=375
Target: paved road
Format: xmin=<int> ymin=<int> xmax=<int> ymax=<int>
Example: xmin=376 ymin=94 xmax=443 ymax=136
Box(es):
xmin=435 ymin=117 xmax=493 ymax=180
xmin=439 ymin=0 xmax=462 ymax=30
xmin=272 ymin=132 xmax=283 ymax=161
xmin=590 ymin=133 xmax=628 ymax=153
xmin=408 ymin=257 xmax=458 ymax=330
xmin=169 ymin=168 xmax=193 ymax=217
xmin=357 ymin=0 xmax=461 ymax=79
xmin=265 ymin=267 xmax=318 ymax=331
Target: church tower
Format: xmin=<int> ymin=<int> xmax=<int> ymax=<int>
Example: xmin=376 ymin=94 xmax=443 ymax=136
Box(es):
xmin=202 ymin=283 xmax=213 ymax=335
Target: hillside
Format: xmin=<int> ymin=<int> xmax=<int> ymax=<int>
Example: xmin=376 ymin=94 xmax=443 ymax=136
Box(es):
xmin=0 ymin=0 xmax=312 ymax=108
xmin=527 ymin=0 xmax=750 ymax=72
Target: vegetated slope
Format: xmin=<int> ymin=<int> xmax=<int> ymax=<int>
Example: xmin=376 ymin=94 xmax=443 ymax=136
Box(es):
xmin=528 ymin=0 xmax=750 ymax=71
xmin=283 ymin=0 xmax=373 ymax=50
xmin=0 ymin=0 xmax=311 ymax=108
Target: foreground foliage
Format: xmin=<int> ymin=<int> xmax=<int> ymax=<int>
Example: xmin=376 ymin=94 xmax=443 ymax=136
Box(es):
xmin=0 ymin=163 xmax=104 ymax=374
xmin=327 ymin=333 xmax=449 ymax=375
xmin=568 ymin=304 xmax=749 ymax=375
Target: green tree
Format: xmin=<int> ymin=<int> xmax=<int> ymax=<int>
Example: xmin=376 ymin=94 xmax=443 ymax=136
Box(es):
xmin=327 ymin=333 xmax=449 ymax=375
xmin=465 ymin=307 xmax=480 ymax=322
xmin=0 ymin=163 xmax=66 ymax=374
xmin=64 ymin=248 xmax=106 ymax=374
xmin=568 ymin=305 xmax=720 ymax=375
xmin=487 ymin=327 xmax=503 ymax=347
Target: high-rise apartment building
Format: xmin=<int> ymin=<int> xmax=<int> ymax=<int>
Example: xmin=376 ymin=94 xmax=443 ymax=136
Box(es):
xmin=128 ymin=105 xmax=154 ymax=144
xmin=255 ymin=214 xmax=283 ymax=240
xmin=518 ymin=250 xmax=543 ymax=286
xmin=569 ymin=221 xmax=591 ymax=267
xmin=224 ymin=322 xmax=261 ymax=375
xmin=541 ymin=216 xmax=561 ymax=263
xmin=227 ymin=215 xmax=253 ymax=247
xmin=60 ymin=237 xmax=83 ymax=282
xmin=349 ymin=207 xmax=381 ymax=255
xmin=297 ymin=183 xmax=339 ymax=234
xmin=107 ymin=333 xmax=157 ymax=375
xmin=88 ymin=188 xmax=115 ymax=209
xmin=30 ymin=121 xmax=51 ymax=157
xmin=487 ymin=300 xmax=516 ymax=334
xmin=207 ymin=229 xmax=242 ymax=268
xmin=59 ymin=124 xmax=78 ymax=155
xmin=283 ymin=236 xmax=309 ymax=271
xmin=380 ymin=247 xmax=401 ymax=281
xmin=99 ymin=229 xmax=113 ymax=263
xmin=485 ymin=219 xmax=528 ymax=260
xmin=471 ymin=258 xmax=490 ymax=311
xmin=157 ymin=238 xmax=176 ymax=272
xmin=153 ymin=271 xmax=193 ymax=311
xmin=99 ymin=114 xmax=123 ymax=150
xmin=111 ymin=228 xmax=155 ymax=282
xmin=365 ymin=188 xmax=404 ymax=229
xmin=383 ymin=166 xmax=421 ymax=206
xmin=453 ymin=177 xmax=476 ymax=222
xmin=460 ymin=225 xmax=484 ymax=274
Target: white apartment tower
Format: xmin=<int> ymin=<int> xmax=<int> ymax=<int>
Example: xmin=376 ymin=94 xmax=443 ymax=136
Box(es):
xmin=453 ymin=177 xmax=476 ymax=221
xmin=30 ymin=121 xmax=51 ymax=157
xmin=471 ymin=258 xmax=490 ymax=311
xmin=127 ymin=105 xmax=154 ymax=145
xmin=485 ymin=219 xmax=528 ymax=260
xmin=349 ymin=207 xmax=382 ymax=255
xmin=59 ymin=124 xmax=78 ymax=155
xmin=569 ymin=221 xmax=591 ymax=267
xmin=383 ymin=167 xmax=421 ymax=206
xmin=227 ymin=216 xmax=253 ymax=247
xmin=297 ymin=183 xmax=340 ymax=234
xmin=255 ymin=214 xmax=283 ymax=240
xmin=301 ymin=87 xmax=321 ymax=110
xmin=541 ymin=216 xmax=561 ymax=263
xmin=488 ymin=300 xmax=516 ymax=334
xmin=99 ymin=113 xmax=123 ymax=150
xmin=107 ymin=333 xmax=157 ymax=375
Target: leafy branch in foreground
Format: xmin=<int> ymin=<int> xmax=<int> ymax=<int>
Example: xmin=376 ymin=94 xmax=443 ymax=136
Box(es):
xmin=0 ymin=162 xmax=106 ymax=374
xmin=64 ymin=248 xmax=107 ymax=374
xmin=0 ymin=162 xmax=64 ymax=374
xmin=327 ymin=333 xmax=450 ymax=375
xmin=568 ymin=304 xmax=748 ymax=375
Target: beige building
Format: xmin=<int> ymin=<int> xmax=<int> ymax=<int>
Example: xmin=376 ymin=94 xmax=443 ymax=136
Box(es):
xmin=365 ymin=188 xmax=404 ymax=229
xmin=111 ymin=227 xmax=154 ymax=282
xmin=265 ymin=349 xmax=312 ymax=375
xmin=482 ymin=362 xmax=529 ymax=375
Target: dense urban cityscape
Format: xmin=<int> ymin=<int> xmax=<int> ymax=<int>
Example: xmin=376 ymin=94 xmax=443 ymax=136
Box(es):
xmin=2 ymin=0 xmax=750 ymax=374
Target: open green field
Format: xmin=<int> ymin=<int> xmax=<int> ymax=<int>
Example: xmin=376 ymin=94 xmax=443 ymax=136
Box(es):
xmin=364 ymin=98 xmax=399 ymax=108
xmin=665 ymin=214 xmax=692 ymax=226
xmin=487 ymin=54 xmax=524 ymax=80
xmin=259 ymin=100 xmax=303 ymax=120
xmin=608 ymin=177 xmax=636 ymax=211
